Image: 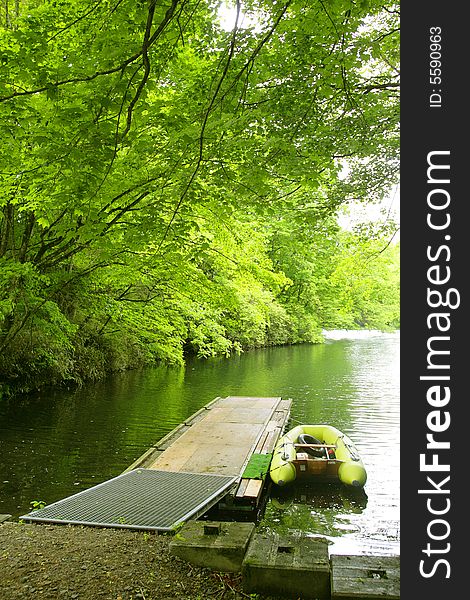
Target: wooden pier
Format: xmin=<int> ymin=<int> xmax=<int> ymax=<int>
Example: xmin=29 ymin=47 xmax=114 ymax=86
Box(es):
xmin=21 ymin=396 xmax=291 ymax=531
xmin=126 ymin=395 xmax=292 ymax=510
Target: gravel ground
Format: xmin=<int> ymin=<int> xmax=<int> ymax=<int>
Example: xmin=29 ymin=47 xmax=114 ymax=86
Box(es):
xmin=0 ymin=521 xmax=284 ymax=600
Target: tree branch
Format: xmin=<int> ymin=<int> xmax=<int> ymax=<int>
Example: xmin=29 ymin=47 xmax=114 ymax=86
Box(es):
xmin=0 ymin=0 xmax=181 ymax=103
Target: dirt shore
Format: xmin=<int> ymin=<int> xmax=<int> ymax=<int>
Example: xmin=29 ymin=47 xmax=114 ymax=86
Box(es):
xmin=0 ymin=521 xmax=283 ymax=600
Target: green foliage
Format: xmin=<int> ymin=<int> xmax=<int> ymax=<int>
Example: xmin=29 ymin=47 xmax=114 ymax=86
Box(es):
xmin=0 ymin=0 xmax=400 ymax=395
xmin=314 ymin=233 xmax=400 ymax=330
xmin=30 ymin=499 xmax=46 ymax=511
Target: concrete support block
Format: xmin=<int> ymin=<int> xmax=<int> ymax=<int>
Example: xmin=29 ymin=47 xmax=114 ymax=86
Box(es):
xmin=330 ymin=554 xmax=400 ymax=599
xmin=242 ymin=530 xmax=330 ymax=599
xmin=0 ymin=514 xmax=12 ymax=524
xmin=169 ymin=520 xmax=255 ymax=572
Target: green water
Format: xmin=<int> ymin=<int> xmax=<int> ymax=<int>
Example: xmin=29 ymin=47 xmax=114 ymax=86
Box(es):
xmin=0 ymin=332 xmax=399 ymax=554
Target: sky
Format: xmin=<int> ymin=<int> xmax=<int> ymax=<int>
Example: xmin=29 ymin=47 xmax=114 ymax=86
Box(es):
xmin=338 ymin=183 xmax=400 ymax=240
xmin=218 ymin=2 xmax=259 ymax=31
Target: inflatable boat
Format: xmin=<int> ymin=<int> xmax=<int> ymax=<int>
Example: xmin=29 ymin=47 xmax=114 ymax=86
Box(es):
xmin=270 ymin=424 xmax=367 ymax=488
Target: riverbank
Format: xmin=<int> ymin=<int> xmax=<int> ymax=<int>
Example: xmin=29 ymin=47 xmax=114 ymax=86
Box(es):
xmin=0 ymin=331 xmax=323 ymax=401
xmin=0 ymin=520 xmax=283 ymax=600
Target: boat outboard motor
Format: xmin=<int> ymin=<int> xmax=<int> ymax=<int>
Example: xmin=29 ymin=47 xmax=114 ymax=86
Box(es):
xmin=297 ymin=433 xmax=327 ymax=458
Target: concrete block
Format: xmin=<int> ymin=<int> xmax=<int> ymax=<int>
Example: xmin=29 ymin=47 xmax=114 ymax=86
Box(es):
xmin=330 ymin=554 xmax=400 ymax=599
xmin=169 ymin=520 xmax=255 ymax=572
xmin=242 ymin=530 xmax=330 ymax=599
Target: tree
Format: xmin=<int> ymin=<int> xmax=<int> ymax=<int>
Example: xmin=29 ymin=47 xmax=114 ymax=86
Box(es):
xmin=0 ymin=0 xmax=400 ymax=395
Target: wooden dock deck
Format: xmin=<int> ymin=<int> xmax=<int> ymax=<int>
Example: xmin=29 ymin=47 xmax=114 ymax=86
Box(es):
xmin=127 ymin=395 xmax=292 ymax=509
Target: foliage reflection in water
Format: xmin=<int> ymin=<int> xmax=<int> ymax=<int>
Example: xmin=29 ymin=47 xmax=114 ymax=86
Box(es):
xmin=266 ymin=482 xmax=368 ymax=538
xmin=261 ymin=331 xmax=399 ymax=555
xmin=0 ymin=332 xmax=399 ymax=555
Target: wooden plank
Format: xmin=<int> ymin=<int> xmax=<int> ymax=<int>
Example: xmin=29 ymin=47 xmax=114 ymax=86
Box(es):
xmin=260 ymin=428 xmax=281 ymax=454
xmin=255 ymin=414 xmax=287 ymax=453
xmin=243 ymin=479 xmax=263 ymax=499
xmin=271 ymin=410 xmax=288 ymax=426
xmin=278 ymin=398 xmax=293 ymax=411
xmin=202 ymin=406 xmax=275 ymax=425
xmin=254 ymin=431 xmax=270 ymax=454
xmin=149 ymin=396 xmax=281 ymax=476
xmin=150 ymin=440 xmax=200 ymax=471
xmin=254 ymin=400 xmax=290 ymax=456
xmin=185 ymin=411 xmax=209 ymax=426
xmin=157 ymin=425 xmax=191 ymax=450
xmin=124 ymin=398 xmax=226 ymax=471
xmin=180 ymin=443 xmax=256 ymax=476
xmin=219 ymin=396 xmax=281 ymax=409
xmin=176 ymin=422 xmax=263 ymax=445
xmin=235 ymin=479 xmax=250 ymax=498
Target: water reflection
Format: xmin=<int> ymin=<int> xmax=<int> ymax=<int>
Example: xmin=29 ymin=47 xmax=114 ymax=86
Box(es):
xmin=261 ymin=332 xmax=400 ymax=555
xmin=263 ymin=483 xmax=372 ymax=550
xmin=265 ymin=480 xmax=398 ymax=554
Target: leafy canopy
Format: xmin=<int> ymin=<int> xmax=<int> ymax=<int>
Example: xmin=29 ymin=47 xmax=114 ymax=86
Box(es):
xmin=0 ymin=0 xmax=400 ymax=394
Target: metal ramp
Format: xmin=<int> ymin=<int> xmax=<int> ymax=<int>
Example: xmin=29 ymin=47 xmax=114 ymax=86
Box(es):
xmin=20 ymin=469 xmax=237 ymax=532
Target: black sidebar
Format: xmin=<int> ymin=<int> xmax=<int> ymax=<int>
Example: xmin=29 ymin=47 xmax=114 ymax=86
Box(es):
xmin=401 ymin=3 xmax=466 ymax=599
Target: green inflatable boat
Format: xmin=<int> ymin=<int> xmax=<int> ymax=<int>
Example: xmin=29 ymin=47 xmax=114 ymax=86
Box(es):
xmin=269 ymin=424 xmax=367 ymax=488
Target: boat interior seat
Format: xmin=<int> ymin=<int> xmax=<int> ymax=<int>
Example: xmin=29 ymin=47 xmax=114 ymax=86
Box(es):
xmin=297 ymin=433 xmax=328 ymax=458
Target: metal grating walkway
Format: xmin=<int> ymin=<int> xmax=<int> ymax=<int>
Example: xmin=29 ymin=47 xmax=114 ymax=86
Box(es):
xmin=20 ymin=469 xmax=237 ymax=532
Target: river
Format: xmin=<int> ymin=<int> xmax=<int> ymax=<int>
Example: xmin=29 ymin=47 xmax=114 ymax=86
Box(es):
xmin=0 ymin=331 xmax=399 ymax=555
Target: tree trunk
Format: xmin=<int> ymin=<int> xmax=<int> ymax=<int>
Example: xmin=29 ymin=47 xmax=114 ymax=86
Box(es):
xmin=19 ymin=212 xmax=35 ymax=263
xmin=0 ymin=202 xmax=14 ymax=258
